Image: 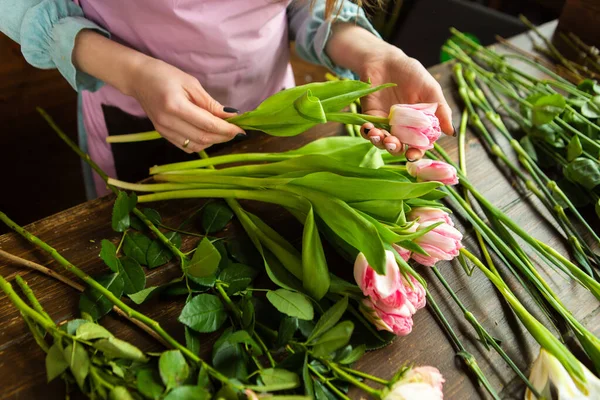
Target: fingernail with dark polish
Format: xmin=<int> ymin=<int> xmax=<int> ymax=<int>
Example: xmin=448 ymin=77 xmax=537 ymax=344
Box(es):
xmin=364 ymin=127 xmax=371 ymax=134
xmin=224 ymin=106 xmax=240 ymax=114
xmin=236 ymin=133 xmax=246 ymax=138
xmin=452 ymin=123 xmax=458 ymax=137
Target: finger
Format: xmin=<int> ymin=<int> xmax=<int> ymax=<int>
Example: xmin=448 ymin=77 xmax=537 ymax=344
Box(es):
xmin=186 ymin=82 xmax=237 ymax=118
xmin=436 ymin=101 xmax=454 ymax=136
xmin=367 ymin=128 xmax=386 ymax=149
xmin=382 ymin=132 xmax=404 ymax=155
xmin=406 ymin=147 xmax=425 ymax=161
xmin=160 ymin=129 xmax=211 ymax=154
xmin=156 ymin=117 xmax=235 ymax=147
xmin=361 ymin=123 xmax=375 ymax=140
xmin=177 ymin=100 xmax=245 ymax=138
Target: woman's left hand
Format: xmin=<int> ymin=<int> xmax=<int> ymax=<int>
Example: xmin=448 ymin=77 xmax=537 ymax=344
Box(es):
xmin=357 ymin=46 xmax=454 ymax=160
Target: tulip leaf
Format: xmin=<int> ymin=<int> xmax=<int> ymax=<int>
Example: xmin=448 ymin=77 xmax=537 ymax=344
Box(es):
xmin=294 ymin=90 xmax=327 ymax=123
xmin=301 ymin=207 xmax=330 ymax=300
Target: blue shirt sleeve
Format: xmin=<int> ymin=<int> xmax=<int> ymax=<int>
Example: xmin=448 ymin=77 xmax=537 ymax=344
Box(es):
xmin=0 ymin=0 xmax=109 ymax=92
xmin=288 ymin=0 xmax=381 ymax=80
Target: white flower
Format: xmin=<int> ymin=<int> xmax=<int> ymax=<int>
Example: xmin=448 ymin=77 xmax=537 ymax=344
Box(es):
xmin=525 ymin=348 xmax=600 ymax=400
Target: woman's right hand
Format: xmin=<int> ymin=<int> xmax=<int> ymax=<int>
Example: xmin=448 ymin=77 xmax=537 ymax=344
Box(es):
xmin=73 ymin=30 xmax=243 ymax=153
xmin=128 ymin=58 xmax=244 ymax=153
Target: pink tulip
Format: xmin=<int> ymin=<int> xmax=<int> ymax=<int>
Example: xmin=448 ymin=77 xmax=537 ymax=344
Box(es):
xmin=383 ymin=366 xmax=445 ymax=400
xmin=411 ymin=221 xmax=463 ymax=267
xmin=407 ymin=207 xmax=454 ymax=226
xmin=406 ymin=159 xmax=459 ymax=185
xmin=392 ymin=243 xmax=411 ymax=262
xmin=354 ymin=251 xmax=407 ymax=309
xmin=402 ymin=275 xmax=426 ymax=311
xmin=388 ymin=103 xmax=442 ymax=151
xmin=361 ymin=298 xmax=415 ymax=336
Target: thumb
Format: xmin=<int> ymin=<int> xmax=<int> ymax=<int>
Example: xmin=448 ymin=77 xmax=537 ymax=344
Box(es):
xmin=188 ymin=82 xmax=238 ymax=119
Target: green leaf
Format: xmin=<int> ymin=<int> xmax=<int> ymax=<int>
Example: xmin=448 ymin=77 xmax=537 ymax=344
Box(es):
xmin=112 ymin=191 xmax=137 ymax=232
xmin=46 ymin=342 xmax=68 ymax=382
xmin=596 ymin=199 xmax=600 ymax=220
xmin=294 ymin=90 xmax=327 ymax=123
xmin=301 ymin=208 xmax=330 ymax=300
xmin=241 ymin=297 xmax=255 ymax=333
xmin=123 ymin=232 xmax=152 ymax=265
xmin=110 ymin=386 xmax=135 ymax=400
xmin=178 ymin=294 xmax=227 ymax=333
xmin=250 ymin=368 xmax=301 ymax=391
xmin=100 ymin=239 xmax=120 ymax=272
xmin=163 ymin=386 xmax=210 ymax=400
xmin=303 ymin=354 xmax=315 ymax=399
xmin=564 ymin=158 xmax=600 ymax=190
xmin=75 ymin=322 xmax=113 ymax=340
xmin=61 ymin=319 xmax=89 ymax=335
xmin=277 ymin=317 xmax=298 ymax=348
xmin=567 ymin=135 xmax=583 ymax=162
xmin=146 ymin=239 xmax=174 ymax=269
xmin=136 ymin=368 xmax=164 ymax=400
xmin=337 ymin=344 xmax=366 ymax=364
xmin=63 ymin=342 xmax=90 ymax=390
xmin=159 ymin=350 xmax=190 ymax=390
xmin=577 ymin=79 xmax=600 ymax=95
xmin=118 ymin=256 xmax=146 ymax=294
xmin=94 ymin=337 xmax=148 ymax=362
xmin=581 ymin=96 xmax=600 ymax=118
xmin=308 ymin=297 xmax=348 ymax=343
xmin=311 ymin=321 xmax=354 ymax=358
xmin=187 ymin=238 xmax=221 ymax=279
xmin=184 ymin=326 xmax=201 ymax=357
xmin=130 ymin=207 xmax=162 ymax=231
xmin=197 ymin=366 xmax=210 ymax=388
xmin=79 ymin=273 xmax=124 ymax=320
xmin=226 ymin=330 xmax=263 ymax=355
xmin=218 ymin=263 xmax=257 ymax=295
xmin=212 ymin=328 xmax=248 ymax=380
xmin=267 ymin=289 xmax=314 ymax=320
xmin=201 ymin=202 xmax=234 ymax=233
xmin=530 ymin=94 xmax=566 ymax=126
xmin=128 ymin=286 xmax=161 ymax=305
xmin=314 ymin=380 xmax=337 ymax=400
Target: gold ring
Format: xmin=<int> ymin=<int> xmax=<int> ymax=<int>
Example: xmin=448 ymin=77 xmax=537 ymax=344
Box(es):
xmin=183 ymin=139 xmax=190 ymax=148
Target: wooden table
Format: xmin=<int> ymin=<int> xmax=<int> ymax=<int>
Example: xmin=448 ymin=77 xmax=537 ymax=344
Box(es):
xmin=1 ymin=21 xmax=598 ymax=399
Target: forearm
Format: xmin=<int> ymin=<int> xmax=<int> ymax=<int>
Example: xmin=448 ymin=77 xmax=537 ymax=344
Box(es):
xmin=325 ymin=23 xmax=398 ymax=75
xmin=73 ymin=29 xmax=150 ymax=96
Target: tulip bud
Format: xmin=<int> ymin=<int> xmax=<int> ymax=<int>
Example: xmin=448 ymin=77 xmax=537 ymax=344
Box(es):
xmin=354 ymin=251 xmax=408 ymax=309
xmin=392 ymin=244 xmax=411 ymax=262
xmin=407 ymin=207 xmax=454 ymax=226
xmin=361 ymin=298 xmax=414 ymax=336
xmin=411 ymin=221 xmax=463 ymax=267
xmin=383 ymin=366 xmax=445 ymax=400
xmin=526 ymin=348 xmax=600 ymax=400
xmin=389 ymin=103 xmax=442 ymax=151
xmin=406 ymin=159 xmax=459 ymax=185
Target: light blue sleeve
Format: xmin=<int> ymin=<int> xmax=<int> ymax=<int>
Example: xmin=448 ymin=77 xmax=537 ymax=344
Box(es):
xmin=0 ymin=0 xmax=109 ymax=92
xmin=288 ymin=0 xmax=381 ymax=80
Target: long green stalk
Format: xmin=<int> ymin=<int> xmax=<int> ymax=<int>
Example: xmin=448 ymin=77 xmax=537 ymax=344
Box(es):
xmin=150 ymin=154 xmax=297 ymax=174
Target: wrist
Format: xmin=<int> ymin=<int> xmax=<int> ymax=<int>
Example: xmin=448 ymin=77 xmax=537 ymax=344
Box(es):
xmin=326 ymin=23 xmax=395 ymax=74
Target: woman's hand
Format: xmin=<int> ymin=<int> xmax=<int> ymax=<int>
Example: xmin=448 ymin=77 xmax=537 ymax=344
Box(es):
xmin=73 ymin=30 xmax=242 ymax=153
xmin=357 ymin=47 xmax=453 ymax=160
xmin=326 ymin=24 xmax=454 ymax=160
xmin=128 ymin=58 xmax=243 ymax=153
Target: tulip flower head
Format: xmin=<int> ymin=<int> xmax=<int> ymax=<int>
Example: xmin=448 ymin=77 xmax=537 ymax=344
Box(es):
xmin=392 ymin=243 xmax=411 ymax=262
xmin=354 ymin=251 xmax=426 ymax=335
xmin=525 ymin=348 xmax=600 ymax=400
xmin=406 ymin=159 xmax=459 ymax=185
xmin=411 ymin=220 xmax=463 ymax=267
xmin=383 ymin=366 xmax=445 ymax=400
xmin=389 ymin=103 xmax=442 ymax=151
xmin=407 ymin=207 xmax=454 ymax=226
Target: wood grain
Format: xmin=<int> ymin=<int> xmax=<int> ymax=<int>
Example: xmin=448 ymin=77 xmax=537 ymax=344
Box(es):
xmin=1 ymin=21 xmax=598 ymax=400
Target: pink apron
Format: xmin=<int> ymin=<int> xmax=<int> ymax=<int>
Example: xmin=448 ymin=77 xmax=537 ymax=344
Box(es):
xmin=75 ymin=0 xmax=295 ymax=196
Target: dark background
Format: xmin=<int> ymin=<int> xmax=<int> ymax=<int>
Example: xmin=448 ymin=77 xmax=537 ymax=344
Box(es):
xmin=0 ymin=0 xmax=564 ymax=234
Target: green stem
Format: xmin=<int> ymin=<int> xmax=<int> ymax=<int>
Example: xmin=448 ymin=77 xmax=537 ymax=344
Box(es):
xmin=0 ymin=213 xmax=238 ymax=389
xmin=324 ymin=360 xmax=381 ymax=398
xmin=339 ymin=366 xmax=389 ymax=385
xmin=0 ymin=275 xmax=57 ymax=333
xmin=150 ymin=153 xmax=297 ymax=174
xmin=308 ymin=364 xmax=351 ymax=400
xmin=105 ymin=130 xmax=162 ymax=143
xmin=14 ymin=275 xmax=54 ymax=324
xmin=431 ymin=267 xmax=541 ymax=397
